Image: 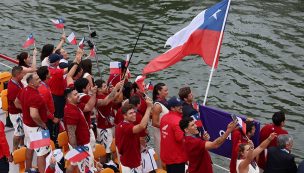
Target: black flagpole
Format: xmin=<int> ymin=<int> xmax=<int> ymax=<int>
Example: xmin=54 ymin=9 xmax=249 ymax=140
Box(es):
xmin=122 ymin=24 xmax=145 ymax=79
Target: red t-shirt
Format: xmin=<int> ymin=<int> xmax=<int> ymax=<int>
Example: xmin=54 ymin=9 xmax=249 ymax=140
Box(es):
xmin=114 ymin=108 xmax=146 ymax=137
xmin=18 ymin=86 xmax=48 ymax=127
xmin=115 ymin=121 xmax=140 ymax=168
xmin=184 ymin=135 xmax=212 ymax=173
xmin=7 ymin=79 xmax=23 ymax=114
xmin=230 ymin=129 xmax=249 ymax=173
xmin=257 ymin=124 xmax=288 ymax=169
xmin=48 ymin=67 xmax=66 ymax=96
xmin=96 ymin=94 xmax=114 ymax=129
xmin=64 ymin=103 xmax=90 ymax=146
xmin=38 ymin=82 xmax=55 ymax=117
xmin=77 ymin=94 xmax=92 ymax=126
xmin=160 ymin=111 xmax=187 ymax=164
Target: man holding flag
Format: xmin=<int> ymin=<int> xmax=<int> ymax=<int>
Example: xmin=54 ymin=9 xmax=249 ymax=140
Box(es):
xmin=15 ymin=73 xmax=50 ymax=173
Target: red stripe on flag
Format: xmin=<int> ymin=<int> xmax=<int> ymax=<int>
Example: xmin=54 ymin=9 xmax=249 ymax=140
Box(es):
xmin=143 ymin=29 xmax=221 ymax=74
xmin=69 ymin=152 xmax=89 ymax=163
xmin=30 ymin=138 xmax=50 ymax=149
xmin=110 ymin=68 xmax=121 ymax=74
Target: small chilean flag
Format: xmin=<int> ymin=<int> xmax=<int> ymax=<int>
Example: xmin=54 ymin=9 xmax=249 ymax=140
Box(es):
xmin=89 ymin=47 xmax=96 ymax=58
xmin=29 ymin=130 xmax=50 ymax=149
xmin=110 ymin=62 xmax=121 ymax=74
xmin=78 ymin=37 xmax=85 ymax=49
xmin=145 ymin=81 xmax=154 ymax=91
xmin=50 ymin=18 xmax=65 ymax=29
xmin=125 ymin=54 xmax=130 ymax=66
xmin=67 ymin=32 xmax=77 ymax=45
xmin=22 ymin=33 xmax=35 ymax=48
xmin=236 ymin=116 xmax=247 ymax=135
xmin=135 ymin=75 xmax=146 ymax=92
xmin=65 ymin=146 xmax=90 ymax=163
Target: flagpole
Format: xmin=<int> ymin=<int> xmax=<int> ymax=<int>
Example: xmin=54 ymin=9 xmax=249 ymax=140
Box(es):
xmin=88 ymin=23 xmax=102 ymax=78
xmin=203 ymin=0 xmax=231 ymax=106
xmin=122 ymin=24 xmax=145 ymax=79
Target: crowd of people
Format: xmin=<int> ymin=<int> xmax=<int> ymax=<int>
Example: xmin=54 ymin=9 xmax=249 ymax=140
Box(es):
xmin=0 ymin=32 xmax=302 ymax=173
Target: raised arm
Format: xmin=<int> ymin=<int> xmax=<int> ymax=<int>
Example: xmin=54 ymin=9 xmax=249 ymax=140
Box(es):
xmin=66 ymin=48 xmax=83 ymax=87
xmin=96 ymin=81 xmax=123 ymax=106
xmin=252 ymin=132 xmax=276 ymax=158
xmin=205 ymin=121 xmax=238 ymax=150
xmin=82 ymin=86 xmax=97 ymax=112
xmin=54 ymin=32 xmax=66 ymax=52
xmin=132 ymin=97 xmax=153 ymax=134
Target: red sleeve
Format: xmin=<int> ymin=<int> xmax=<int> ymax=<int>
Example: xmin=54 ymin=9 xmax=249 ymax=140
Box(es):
xmin=173 ymin=122 xmax=185 ymax=142
xmin=29 ymin=95 xmax=43 ymax=109
xmin=114 ymin=108 xmax=123 ymax=125
xmin=0 ymin=122 xmax=10 ymax=157
xmin=78 ymin=102 xmax=86 ymax=112
xmin=232 ymin=130 xmax=242 ymax=152
xmin=65 ymin=109 xmax=79 ymax=125
xmin=45 ymin=166 xmax=55 ymax=173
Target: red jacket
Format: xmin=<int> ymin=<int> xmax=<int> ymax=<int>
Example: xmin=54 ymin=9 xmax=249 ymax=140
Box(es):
xmin=230 ymin=129 xmax=249 ymax=173
xmin=160 ymin=111 xmax=187 ymax=164
xmin=0 ymin=121 xmax=10 ymax=159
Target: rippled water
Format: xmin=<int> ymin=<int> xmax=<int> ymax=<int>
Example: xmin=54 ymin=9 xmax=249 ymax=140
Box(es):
xmin=0 ymin=0 xmax=303 ymax=168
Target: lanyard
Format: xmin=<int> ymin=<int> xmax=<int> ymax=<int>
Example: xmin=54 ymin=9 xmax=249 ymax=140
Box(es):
xmin=11 ymin=79 xmax=22 ymax=89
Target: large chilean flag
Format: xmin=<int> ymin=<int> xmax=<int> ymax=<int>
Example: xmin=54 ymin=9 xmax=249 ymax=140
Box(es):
xmin=143 ymin=0 xmax=230 ymax=74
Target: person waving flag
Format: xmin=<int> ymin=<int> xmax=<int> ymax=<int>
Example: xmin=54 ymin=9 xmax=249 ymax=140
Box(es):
xmin=143 ymin=0 xmax=231 ymax=74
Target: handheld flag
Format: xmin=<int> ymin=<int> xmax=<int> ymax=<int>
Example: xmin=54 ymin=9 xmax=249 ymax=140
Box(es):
xmin=65 ymin=146 xmax=90 ymax=163
xmin=22 ymin=33 xmax=35 ymax=48
xmin=109 ymin=62 xmax=121 ymax=75
xmin=125 ymin=54 xmax=130 ymax=66
xmin=29 ymin=130 xmax=50 ymax=149
xmin=135 ymin=75 xmax=146 ymax=92
xmin=89 ymin=47 xmax=96 ymax=58
xmin=79 ymin=37 xmax=85 ymax=49
xmin=67 ymin=32 xmax=77 ymax=45
xmin=51 ymin=18 xmax=65 ymax=29
xmin=143 ymin=0 xmax=230 ymax=74
xmin=145 ymin=81 xmax=154 ymax=91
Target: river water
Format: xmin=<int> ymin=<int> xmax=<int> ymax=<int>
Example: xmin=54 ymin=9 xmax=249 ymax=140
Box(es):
xmin=0 ymin=0 xmax=303 ymax=170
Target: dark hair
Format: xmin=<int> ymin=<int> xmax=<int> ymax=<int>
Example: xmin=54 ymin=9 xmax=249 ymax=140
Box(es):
xmin=121 ymin=103 xmax=135 ymax=115
xmin=17 ymin=52 xmax=30 ymax=67
xmin=26 ymin=73 xmax=34 ymax=84
xmin=95 ymin=79 xmax=105 ymax=88
xmin=245 ymin=121 xmax=255 ymax=135
xmin=40 ymin=44 xmax=54 ymax=61
xmin=80 ymin=59 xmax=92 ymax=75
xmin=12 ymin=66 xmax=23 ymax=77
xmin=54 ymin=49 xmax=61 ymax=55
xmin=129 ymin=95 xmax=140 ymax=106
xmin=178 ymin=87 xmax=191 ymax=101
xmin=237 ymin=143 xmax=248 ymax=159
xmin=152 ymin=83 xmax=166 ymax=101
xmin=123 ymin=82 xmax=133 ymax=100
xmin=37 ymin=66 xmax=49 ymax=81
xmin=74 ymin=78 xmax=89 ymax=93
xmin=64 ymin=87 xmax=75 ymax=98
xmin=179 ymin=116 xmax=194 ymax=132
xmin=68 ymin=62 xmax=83 ymax=78
xmin=272 ymin=111 xmax=285 ymax=126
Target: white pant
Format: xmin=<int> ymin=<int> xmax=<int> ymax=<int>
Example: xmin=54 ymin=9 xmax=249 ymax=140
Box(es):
xmin=10 ymin=113 xmax=24 ymax=136
xmin=121 ymin=164 xmax=143 ymax=173
xmin=96 ymin=128 xmax=113 ymax=153
xmin=23 ymin=124 xmax=50 ymax=156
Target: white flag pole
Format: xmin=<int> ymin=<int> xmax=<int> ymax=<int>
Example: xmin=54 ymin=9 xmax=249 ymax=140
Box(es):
xmin=203 ymin=0 xmax=231 ymax=106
